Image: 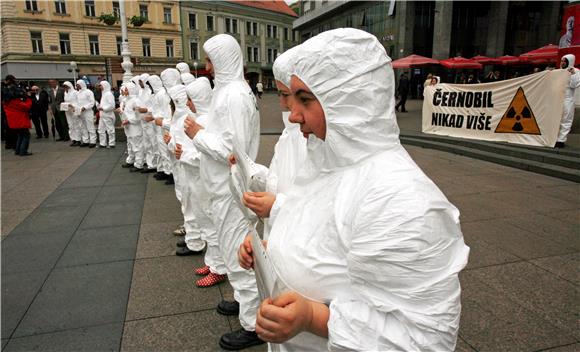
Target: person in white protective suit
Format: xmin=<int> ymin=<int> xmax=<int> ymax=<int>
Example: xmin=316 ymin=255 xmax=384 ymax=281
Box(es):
xmin=135 ymin=74 xmax=158 ymax=172
xmin=238 ymin=28 xmax=470 ymax=352
xmin=62 ymin=81 xmax=82 ymax=147
xmin=119 ymin=82 xmax=145 ymax=171
xmin=96 ymin=80 xmax=116 ymax=148
xmin=240 ymin=46 xmax=308 ymax=241
xmin=182 ymin=78 xmax=229 ymax=286
xmin=177 ymin=62 xmax=196 ymax=85
xmin=158 ymin=68 xmax=182 ymax=187
xmin=182 ymin=34 xmax=263 ymax=351
xmin=556 ymin=54 xmax=580 ymax=148
xmin=146 ymin=75 xmax=173 ymax=181
xmin=118 ymin=83 xmax=135 ymax=168
xmin=165 ymin=83 xmax=207 ymax=257
xmin=75 ymin=79 xmax=97 ymax=148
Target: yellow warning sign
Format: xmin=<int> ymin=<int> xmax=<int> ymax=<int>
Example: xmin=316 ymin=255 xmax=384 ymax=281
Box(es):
xmin=495 ymin=87 xmax=541 ymax=135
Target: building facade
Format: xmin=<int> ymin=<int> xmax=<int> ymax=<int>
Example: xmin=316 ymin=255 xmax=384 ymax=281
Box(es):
xmin=1 ymin=0 xmax=183 ymax=87
xmin=1 ymin=0 xmax=298 ymax=89
xmin=180 ymin=1 xmax=299 ymax=89
xmin=294 ymin=1 xmax=563 ymax=60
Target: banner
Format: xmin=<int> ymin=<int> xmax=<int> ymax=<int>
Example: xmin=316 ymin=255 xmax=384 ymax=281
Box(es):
xmin=422 ymin=70 xmax=569 ymax=147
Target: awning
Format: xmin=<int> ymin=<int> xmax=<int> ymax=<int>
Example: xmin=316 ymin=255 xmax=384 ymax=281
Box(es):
xmin=519 ymin=44 xmax=559 ymax=64
xmin=391 ymin=54 xmax=440 ymax=69
xmin=440 ymin=57 xmax=483 ymax=69
xmin=1 ymin=62 xmax=77 ymax=80
xmin=496 ymin=55 xmax=521 ymax=65
xmin=470 ymin=55 xmax=500 ymax=65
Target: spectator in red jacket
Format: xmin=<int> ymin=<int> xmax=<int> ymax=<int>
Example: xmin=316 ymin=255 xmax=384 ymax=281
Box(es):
xmin=2 ymin=75 xmax=33 ymax=156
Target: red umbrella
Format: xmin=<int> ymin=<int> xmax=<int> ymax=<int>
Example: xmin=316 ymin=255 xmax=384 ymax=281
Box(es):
xmin=440 ymin=57 xmax=483 ymax=69
xmin=391 ymin=54 xmax=440 ymax=68
xmin=471 ymin=55 xmax=500 ymax=65
xmin=520 ymin=44 xmax=558 ymax=63
xmin=496 ymin=55 xmax=521 ymax=65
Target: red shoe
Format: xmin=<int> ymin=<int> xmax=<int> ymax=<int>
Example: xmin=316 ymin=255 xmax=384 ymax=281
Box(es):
xmin=196 ymin=272 xmax=227 ymax=287
xmin=195 ymin=265 xmax=210 ymax=276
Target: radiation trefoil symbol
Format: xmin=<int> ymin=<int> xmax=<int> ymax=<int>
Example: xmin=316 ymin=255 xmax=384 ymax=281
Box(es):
xmin=495 ymin=87 xmax=541 ymax=135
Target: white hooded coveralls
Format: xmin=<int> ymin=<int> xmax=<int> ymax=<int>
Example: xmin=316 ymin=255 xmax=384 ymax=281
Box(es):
xmin=192 ymin=34 xmax=261 ymax=330
xmin=184 ymin=77 xmax=227 ymax=274
xmin=177 ymin=62 xmax=196 ymax=85
xmin=97 ymin=81 xmax=116 ymax=147
xmin=76 ymin=79 xmax=96 ymax=144
xmin=122 ymin=82 xmax=144 ymax=168
xmin=257 ymin=46 xmax=309 ymax=240
xmin=266 ymin=29 xmax=470 ymax=351
xmin=63 ymin=81 xmax=82 ymax=143
xmin=147 ymin=75 xmax=173 ymax=175
xmin=558 ymin=54 xmax=580 ymax=143
xmin=136 ymin=74 xmax=157 ymax=168
xmin=166 ymin=84 xmax=206 ymax=252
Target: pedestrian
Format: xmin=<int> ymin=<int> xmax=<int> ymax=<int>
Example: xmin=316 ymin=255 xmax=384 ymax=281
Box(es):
xmin=119 ymin=82 xmax=144 ymax=170
xmin=133 ymin=74 xmax=156 ymax=173
xmin=395 ymin=72 xmax=409 ymax=112
xmin=47 ymin=79 xmax=69 ymax=141
xmin=238 ymin=28 xmax=470 ymax=351
xmin=556 ymin=54 xmax=580 ymax=148
xmin=97 ymin=81 xmax=116 ymax=148
xmin=147 ymin=75 xmax=173 ymax=181
xmin=62 ymin=81 xmax=82 ymax=146
xmin=76 ymin=79 xmax=96 ymax=148
xmin=29 ymin=85 xmax=49 ymax=138
xmin=256 ymin=81 xmax=263 ymax=99
xmin=2 ymin=75 xmax=33 ymax=156
xmin=183 ymin=34 xmax=263 ymax=351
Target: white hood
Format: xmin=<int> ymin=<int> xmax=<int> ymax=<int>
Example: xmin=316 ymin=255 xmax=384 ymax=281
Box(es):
xmin=563 ymin=54 xmax=576 ymax=68
xmin=147 ymin=75 xmax=164 ymax=94
xmin=63 ymin=81 xmax=74 ymax=90
xmin=273 ymin=45 xmax=300 ymax=88
xmin=181 ymin=73 xmax=196 ymax=85
xmin=76 ymin=79 xmax=87 ymax=90
xmin=293 ymin=28 xmax=399 ymax=175
xmin=185 ymin=77 xmax=212 ymax=115
xmin=126 ymin=82 xmax=138 ymax=96
xmin=203 ymin=34 xmax=244 ymax=86
xmin=161 ymin=68 xmax=182 ymax=89
xmin=99 ymin=80 xmax=111 ymax=93
xmin=176 ymin=62 xmax=191 ymax=74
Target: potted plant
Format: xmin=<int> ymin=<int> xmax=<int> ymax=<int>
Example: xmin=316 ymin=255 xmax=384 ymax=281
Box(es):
xmin=97 ymin=13 xmax=117 ymax=26
xmin=130 ymin=15 xmax=146 ymax=27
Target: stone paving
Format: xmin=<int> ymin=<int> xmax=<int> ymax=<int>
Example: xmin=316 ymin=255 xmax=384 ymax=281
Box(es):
xmin=1 ymin=94 xmax=579 ymax=352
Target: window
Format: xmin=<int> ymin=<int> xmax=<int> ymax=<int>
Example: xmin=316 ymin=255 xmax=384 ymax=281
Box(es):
xmin=139 ymin=4 xmax=148 ymax=19
xmin=188 ymin=13 xmax=196 ymax=29
xmin=284 ymin=27 xmax=289 ymax=41
xmin=112 ymin=1 xmax=120 ymax=18
xmin=142 ymin=38 xmax=151 ymax=57
xmin=25 ymin=0 xmax=38 ymax=11
xmin=55 ymin=0 xmax=66 ymax=14
xmin=247 ymin=46 xmax=260 ymax=62
xmin=225 ymin=18 xmax=238 ymax=34
xmin=89 ymin=35 xmax=99 ymax=55
xmin=59 ymin=33 xmax=71 ymax=54
xmin=166 ymin=39 xmax=174 ymax=58
xmin=206 ymin=15 xmax=214 ymax=31
xmin=116 ymin=36 xmax=122 ymax=55
xmin=31 ymin=31 xmax=43 ymax=53
xmin=246 ymin=21 xmax=258 ymax=36
xmin=190 ymin=41 xmax=198 ymax=60
xmin=163 ymin=7 xmax=172 ymax=23
xmin=85 ymin=0 xmax=95 ymax=17
xmin=267 ymin=25 xmax=277 ymax=38
xmin=292 ymin=30 xmax=298 ymax=41
xmin=267 ymin=48 xmax=278 ymax=63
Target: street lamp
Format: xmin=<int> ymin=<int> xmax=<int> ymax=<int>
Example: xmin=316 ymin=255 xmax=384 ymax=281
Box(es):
xmin=193 ymin=61 xmax=198 ymax=78
xmin=68 ymin=61 xmax=79 ymax=82
xmin=119 ymin=0 xmax=133 ymax=83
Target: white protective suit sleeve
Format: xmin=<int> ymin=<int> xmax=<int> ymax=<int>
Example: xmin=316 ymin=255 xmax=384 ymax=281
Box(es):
xmin=192 ymin=91 xmax=254 ymax=165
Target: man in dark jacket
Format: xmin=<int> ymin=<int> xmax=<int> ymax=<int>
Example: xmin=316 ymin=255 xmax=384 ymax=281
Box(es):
xmin=48 ymin=79 xmax=69 ymax=141
xmin=395 ymin=73 xmax=409 ymax=112
xmin=29 ymin=85 xmax=49 ymax=138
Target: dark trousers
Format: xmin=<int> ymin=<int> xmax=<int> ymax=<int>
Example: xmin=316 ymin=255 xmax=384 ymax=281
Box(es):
xmin=396 ymin=94 xmax=408 ymax=112
xmin=31 ymin=112 xmax=49 ymax=137
xmin=14 ymin=128 xmax=30 ymax=155
xmin=2 ymin=113 xmax=17 ymax=148
xmin=53 ymin=110 xmax=69 ymax=140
